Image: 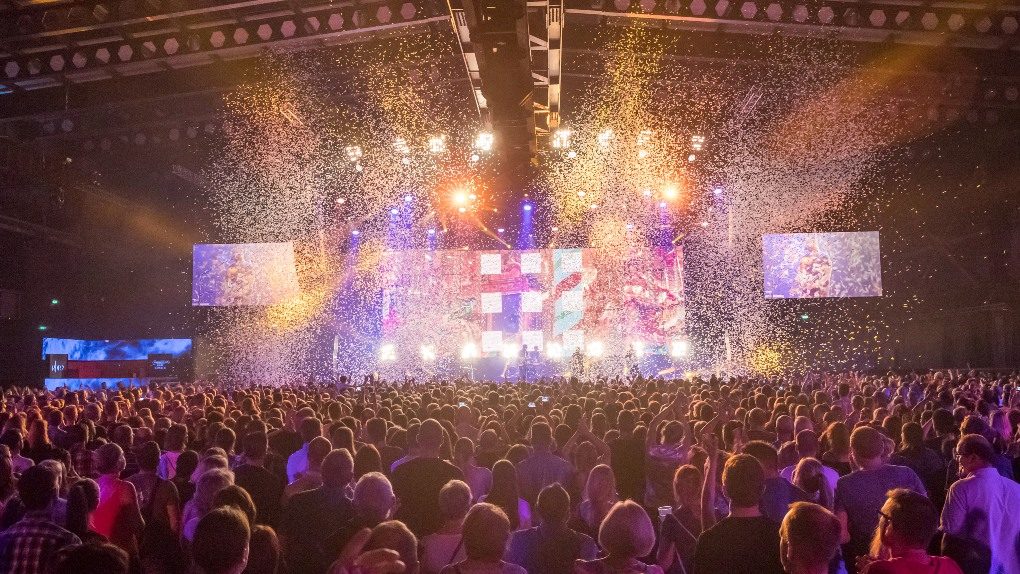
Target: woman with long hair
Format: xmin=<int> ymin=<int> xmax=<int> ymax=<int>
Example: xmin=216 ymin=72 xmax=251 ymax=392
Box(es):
xmin=820 ymin=423 xmax=853 ymax=476
xmin=480 ymin=460 xmax=530 ymax=530
xmin=656 ymin=464 xmax=704 ymax=574
xmin=791 ymin=457 xmax=834 ymax=509
xmin=92 ymin=444 xmax=145 ymax=560
xmin=577 ymin=464 xmax=618 ymax=539
xmin=66 ymin=478 xmax=107 ymax=544
xmin=24 ymin=419 xmax=64 ymax=464
xmin=454 ymin=438 xmax=492 ymax=502
xmin=0 ymin=454 xmax=15 ymax=516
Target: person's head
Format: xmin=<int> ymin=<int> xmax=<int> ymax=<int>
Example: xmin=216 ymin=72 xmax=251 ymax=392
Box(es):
xmin=454 ymin=437 xmax=474 ymax=465
xmin=112 ymin=424 xmax=133 ymax=449
xmin=530 ymin=422 xmax=553 ymax=449
xmin=298 ymin=417 xmax=322 ymax=444
xmin=306 ymin=436 xmax=332 ymax=470
xmin=932 ymin=408 xmax=955 ymax=435
xmin=876 ymin=488 xmax=939 ymax=553
xmin=598 ymin=500 xmax=656 ymax=559
xmin=417 ymin=419 xmax=444 ymax=454
xmin=242 ymin=431 xmax=268 ymax=461
xmin=824 ymin=422 xmax=850 ymax=456
xmin=722 ymin=453 xmax=765 ymax=510
xmin=742 ymin=440 xmax=779 ymax=474
xmin=462 ymin=503 xmax=512 ymax=562
xmin=52 ymin=542 xmax=129 ymax=574
xmin=536 ymin=482 xmax=571 ymax=527
xmin=791 ymin=457 xmax=826 ymax=498
xmin=365 ymin=418 xmax=387 ymax=444
xmin=955 ymin=433 xmax=996 ymax=475
xmin=0 ymin=429 xmax=24 ymax=454
xmin=900 ymin=422 xmax=924 ymax=451
xmin=584 ymin=463 xmax=617 ymax=504
xmin=850 ymin=426 xmax=886 ymax=468
xmin=365 ymin=521 xmax=418 ymax=574
xmin=353 ymin=444 xmax=382 ymax=478
xmin=438 ymin=479 xmax=472 ymax=523
xmin=95 ymin=442 xmax=126 ymax=476
xmin=18 ymin=464 xmax=58 ymax=511
xmin=214 ymin=484 xmax=257 ymax=526
xmin=137 ymin=440 xmax=161 ymax=472
xmin=794 ymin=430 xmax=819 ymax=459
xmin=165 ymin=424 xmax=188 ymax=452
xmin=353 ymin=472 xmax=395 ymax=525
xmin=244 ymin=525 xmax=282 ymax=574
xmin=194 ymin=468 xmax=235 ymax=515
xmin=66 ymin=478 xmax=101 ymax=536
xmin=672 ymin=464 xmax=703 ymax=507
xmin=780 ymin=502 xmax=841 ymax=574
xmin=175 ymin=450 xmax=200 ymax=480
xmin=192 ymin=507 xmax=251 ymax=574
xmin=321 ymin=448 xmax=355 ymax=489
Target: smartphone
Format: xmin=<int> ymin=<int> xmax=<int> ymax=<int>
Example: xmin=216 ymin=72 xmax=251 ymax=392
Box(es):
xmin=458 ymin=401 xmax=466 ymax=407
xmin=528 ymin=402 xmax=536 ymax=408
xmin=541 ymin=396 xmax=549 ymax=403
xmin=658 ymin=506 xmax=672 ymax=521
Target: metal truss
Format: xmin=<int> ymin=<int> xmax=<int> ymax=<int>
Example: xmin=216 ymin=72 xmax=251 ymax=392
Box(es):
xmin=0 ymin=0 xmax=449 ymax=93
xmin=528 ymin=0 xmax=565 ymax=138
xmin=563 ymin=0 xmax=1019 ymax=51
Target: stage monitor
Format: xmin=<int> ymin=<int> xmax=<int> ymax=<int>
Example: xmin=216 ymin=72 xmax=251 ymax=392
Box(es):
xmin=42 ymin=338 xmax=193 ymax=360
xmin=378 ymin=247 xmax=685 ymax=357
xmin=763 ymin=232 xmax=882 ymax=299
xmin=192 ymin=242 xmax=300 ymax=306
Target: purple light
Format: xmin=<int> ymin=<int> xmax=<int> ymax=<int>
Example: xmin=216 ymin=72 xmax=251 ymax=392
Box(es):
xmin=713 ymin=187 xmax=723 ymax=195
xmin=427 ymin=229 xmax=436 ymax=236
xmin=659 ymin=201 xmax=667 ymax=208
xmin=352 ymin=230 xmax=360 ymax=236
xmin=390 ymin=208 xmax=399 ymax=215
xmin=404 ymin=195 xmax=413 ymax=203
xmin=497 ymin=228 xmax=505 ymax=233
xmin=523 ymin=204 xmax=532 ymax=212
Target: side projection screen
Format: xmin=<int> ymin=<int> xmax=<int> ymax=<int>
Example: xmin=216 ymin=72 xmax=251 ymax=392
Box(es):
xmin=763 ymin=232 xmax=882 ymax=299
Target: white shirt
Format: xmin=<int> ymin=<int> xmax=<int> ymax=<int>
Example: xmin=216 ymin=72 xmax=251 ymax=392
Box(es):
xmin=941 ymin=466 xmax=1020 ymax=574
xmin=780 ymin=462 xmax=840 ymax=492
xmin=286 ymin=443 xmax=310 ymax=483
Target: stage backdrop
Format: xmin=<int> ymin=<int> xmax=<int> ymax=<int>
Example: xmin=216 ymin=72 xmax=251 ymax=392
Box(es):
xmin=377 ymin=247 xmax=685 ymax=357
xmin=763 ymin=232 xmax=882 ymax=299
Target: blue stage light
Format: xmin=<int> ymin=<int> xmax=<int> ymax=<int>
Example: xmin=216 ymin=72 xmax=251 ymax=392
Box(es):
xmin=427 ymin=229 xmax=436 ymax=236
xmin=404 ymin=195 xmax=413 ymax=203
xmin=352 ymin=230 xmax=360 ymax=236
xmin=523 ymin=204 xmax=532 ymax=212
xmin=390 ymin=208 xmax=399 ymax=215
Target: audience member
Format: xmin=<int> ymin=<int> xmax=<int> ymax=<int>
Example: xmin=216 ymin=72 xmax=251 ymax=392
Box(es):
xmin=421 ymin=480 xmax=472 ymax=574
xmin=440 ymin=503 xmax=525 ymax=574
xmin=0 ymin=464 xmax=81 ymax=574
xmin=859 ymin=489 xmax=962 ymax=574
xmin=779 ymin=502 xmax=842 ymax=574
xmin=506 ymin=483 xmax=597 ymax=574
xmin=393 ymin=419 xmax=464 ymax=537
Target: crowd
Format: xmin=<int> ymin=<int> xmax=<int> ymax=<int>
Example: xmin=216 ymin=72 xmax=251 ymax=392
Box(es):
xmin=0 ymin=369 xmax=1018 ymax=574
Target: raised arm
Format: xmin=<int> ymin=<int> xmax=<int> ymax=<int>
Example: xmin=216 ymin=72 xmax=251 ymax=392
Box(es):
xmin=701 ymin=432 xmax=719 ymax=530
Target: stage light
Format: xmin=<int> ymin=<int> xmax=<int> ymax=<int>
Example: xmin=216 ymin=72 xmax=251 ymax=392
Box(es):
xmin=453 ymin=190 xmax=468 ymax=205
xmin=345 ymin=145 xmax=363 ymax=162
xmin=800 ymin=313 xmax=810 ymax=321
xmin=691 ymin=134 xmax=705 ymax=151
xmin=663 ymin=185 xmax=679 ymax=200
xmin=626 ymin=223 xmax=634 ymax=230
xmin=461 ymin=342 xmax=480 ymax=360
xmin=404 ymin=195 xmax=413 ymax=203
xmin=474 ymin=132 xmax=494 ymax=152
xmin=577 ymin=191 xmax=586 ymax=198
xmin=497 ymin=228 xmax=505 ymax=234
xmin=546 ymin=342 xmax=564 ymax=360
xmin=688 ymin=154 xmax=696 ymax=162
xmin=589 ymin=204 xmax=599 ymax=210
xmin=637 ymin=149 xmax=649 ymax=159
xmin=586 ymin=341 xmax=605 ymax=358
xmin=659 ymin=201 xmax=667 ymax=209
xmin=355 ymin=163 xmax=363 ymax=172
xmin=393 ymin=138 xmax=410 ymax=154
xmin=470 ymin=153 xmax=480 ymax=162
xmin=700 ymin=221 xmax=709 ymax=227
xmin=38 ymin=325 xmax=47 ymax=331
xmin=631 ymin=341 xmax=645 ymax=357
xmin=458 ymin=207 xmax=466 ymax=213
xmin=50 ymin=298 xmax=59 ymax=306
xmin=597 ymin=129 xmax=614 ymax=147
xmin=551 ymin=226 xmax=559 ymax=231
xmin=469 ymin=193 xmax=477 ymax=201
xmin=401 ymin=157 xmax=411 ymax=165
xmin=566 ymin=150 xmax=577 ymax=159
xmin=523 ymin=204 xmax=532 ymax=212
xmin=552 ymin=129 xmax=571 ymax=149
xmin=713 ymin=187 xmax=723 ymax=195
xmin=337 ymin=197 xmax=347 ymax=205
xmin=420 ymin=345 xmax=437 ymax=362
xmin=390 ymin=208 xmax=399 ymax=216
xmin=351 ymin=230 xmax=360 ymax=236
xmin=501 ymin=344 xmax=520 ymax=359
xmin=642 ymin=189 xmax=652 ymax=197
xmin=428 ymin=135 xmax=447 ymax=154
xmin=670 ymin=339 xmax=691 ymax=358
xmin=379 ymin=343 xmax=396 ymax=362
xmin=637 ymin=129 xmax=654 ymax=146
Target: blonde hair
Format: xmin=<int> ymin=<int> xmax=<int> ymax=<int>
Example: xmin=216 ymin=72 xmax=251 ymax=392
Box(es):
xmin=598 ymin=500 xmax=656 ymax=558
xmin=584 ymin=464 xmax=617 ymax=505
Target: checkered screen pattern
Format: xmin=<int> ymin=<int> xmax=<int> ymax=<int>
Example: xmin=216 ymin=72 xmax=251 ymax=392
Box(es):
xmin=379 ymin=247 xmax=684 ymax=357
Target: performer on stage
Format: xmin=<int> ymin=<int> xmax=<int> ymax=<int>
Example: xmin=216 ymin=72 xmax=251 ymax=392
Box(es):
xmin=519 ymin=344 xmax=530 ymax=382
xmin=571 ymin=348 xmax=585 ymax=377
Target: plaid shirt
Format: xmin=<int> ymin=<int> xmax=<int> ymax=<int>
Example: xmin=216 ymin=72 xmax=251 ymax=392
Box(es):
xmin=0 ymin=512 xmax=81 ymax=574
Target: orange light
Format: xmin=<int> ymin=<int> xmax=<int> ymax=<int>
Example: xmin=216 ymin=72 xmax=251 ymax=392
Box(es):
xmin=663 ymin=185 xmax=679 ymax=200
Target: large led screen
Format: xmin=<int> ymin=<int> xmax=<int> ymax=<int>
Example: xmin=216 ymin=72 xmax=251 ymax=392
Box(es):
xmin=378 ymin=247 xmax=685 ymax=357
xmin=192 ymin=242 xmax=300 ymax=306
xmin=42 ymin=338 xmax=193 ymax=360
xmin=763 ymin=232 xmax=882 ymax=299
